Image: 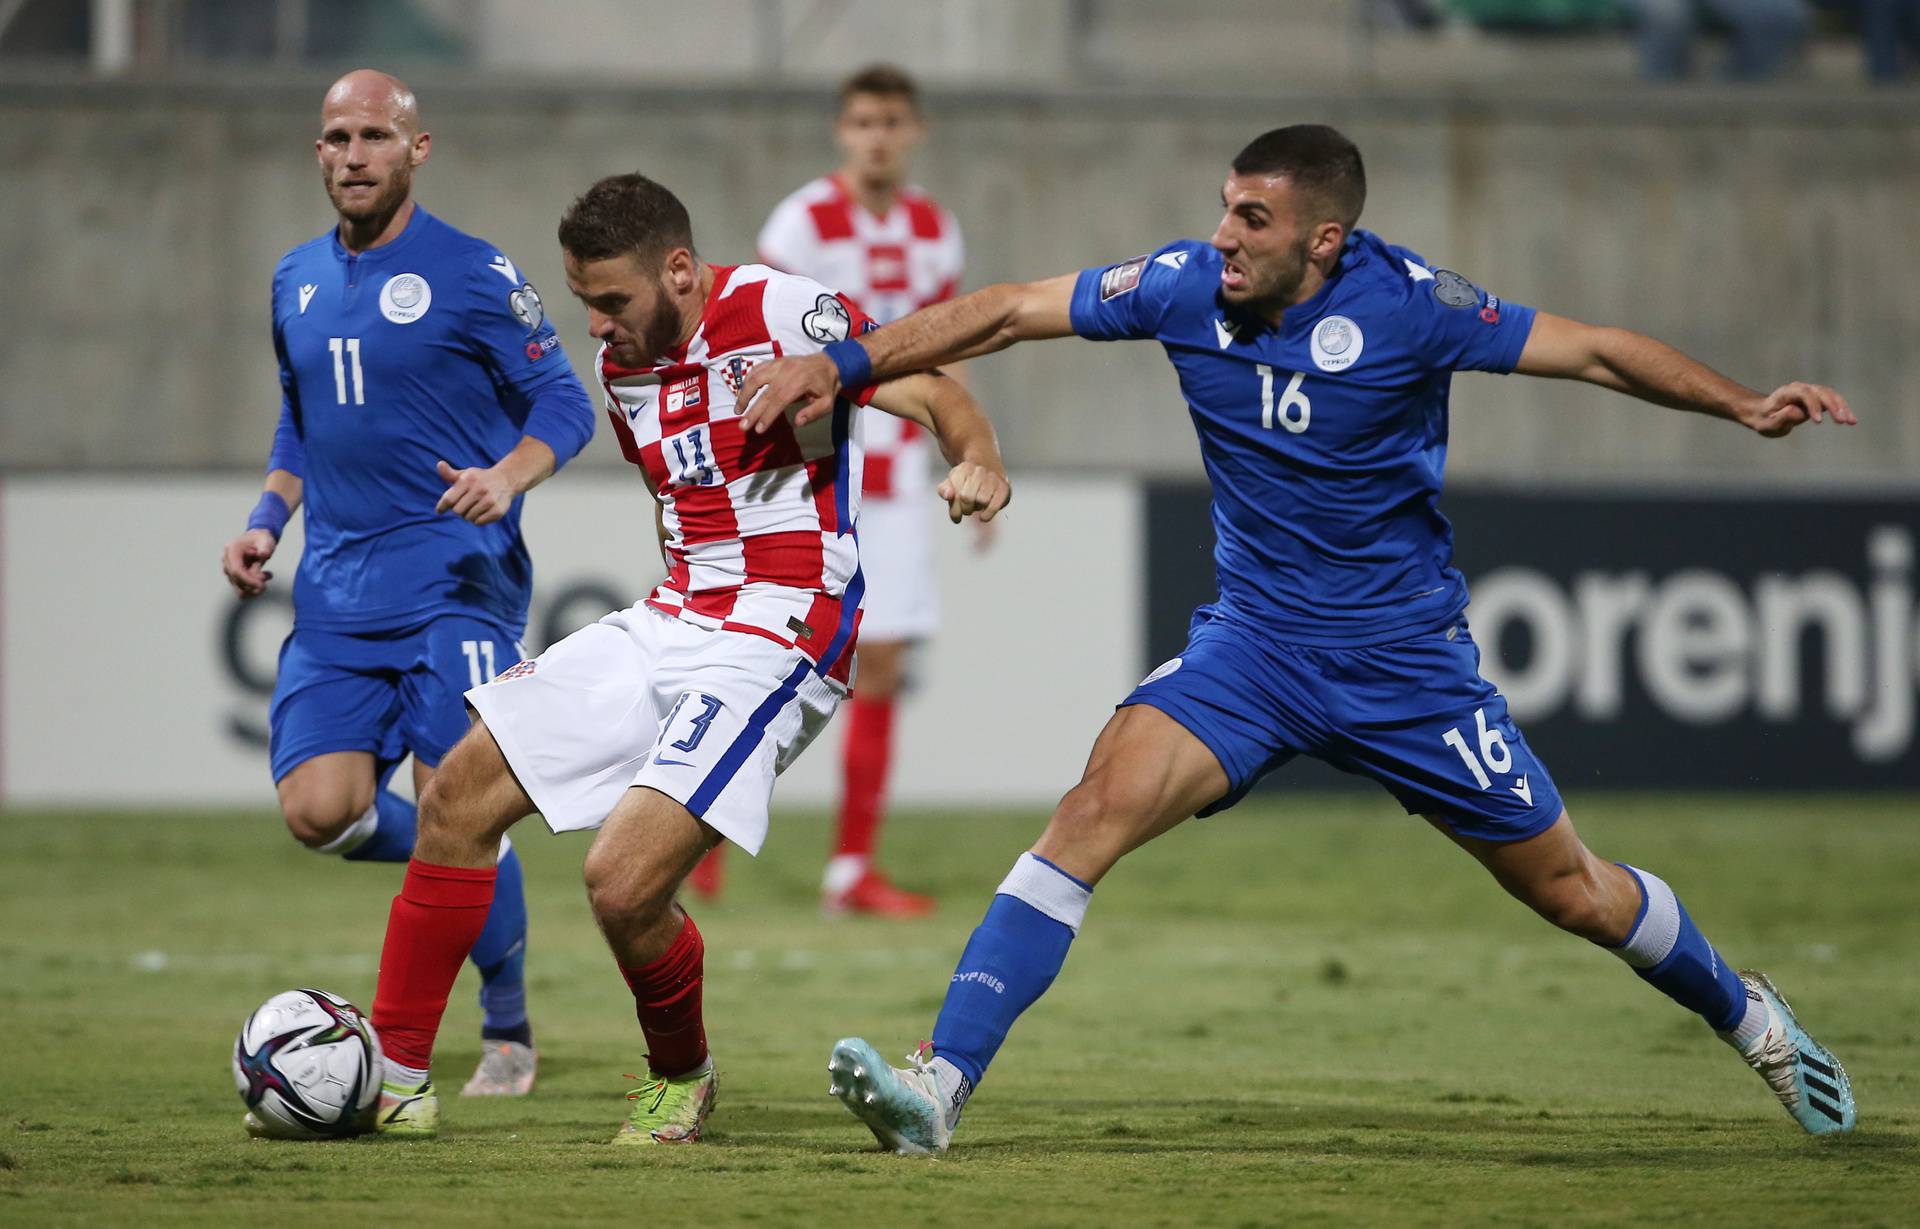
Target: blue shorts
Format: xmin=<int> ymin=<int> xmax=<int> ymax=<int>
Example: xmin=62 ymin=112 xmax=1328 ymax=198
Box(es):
xmin=268 ymin=615 xmax=524 ymax=783
xmin=1124 ymin=606 xmax=1564 ymax=842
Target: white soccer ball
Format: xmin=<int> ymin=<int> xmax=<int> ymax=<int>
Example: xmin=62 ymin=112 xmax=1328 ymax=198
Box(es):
xmin=233 ymin=988 xmax=383 ymax=1140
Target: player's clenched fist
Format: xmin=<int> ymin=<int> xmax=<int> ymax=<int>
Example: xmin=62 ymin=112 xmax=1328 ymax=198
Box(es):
xmin=938 ymin=462 xmax=1011 ymax=525
xmin=221 ymin=529 xmax=280 ymax=598
xmin=435 ymin=459 xmax=516 ymax=525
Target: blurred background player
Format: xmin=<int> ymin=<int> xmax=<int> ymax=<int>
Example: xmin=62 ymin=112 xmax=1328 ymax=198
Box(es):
xmin=218 ymin=69 xmax=596 ymax=1107
xmin=741 ymin=123 xmax=1858 ymax=1153
xmin=686 ymin=64 xmax=970 ymax=915
xmin=362 ymin=173 xmax=1008 ymax=1143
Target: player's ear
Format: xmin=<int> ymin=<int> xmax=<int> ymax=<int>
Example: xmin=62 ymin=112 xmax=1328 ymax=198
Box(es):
xmin=1308 ymin=219 xmax=1345 ymax=263
xmin=664 ymin=248 xmax=696 ymax=294
xmin=410 ymin=131 xmax=432 ymax=168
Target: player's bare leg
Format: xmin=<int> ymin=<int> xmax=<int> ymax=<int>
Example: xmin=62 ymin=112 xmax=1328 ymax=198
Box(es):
xmin=280 ymin=743 xmax=537 ymax=1101
xmin=830 ymin=704 xmax=1228 ymax=1152
xmin=822 ymin=637 xmax=934 ymax=916
xmin=584 ymin=787 xmax=723 ymax=1144
xmin=368 ymin=720 xmax=534 ymax=1135
xmin=1437 ymin=812 xmax=1855 ymax=1133
xmin=276 ymin=751 xmax=378 ymax=849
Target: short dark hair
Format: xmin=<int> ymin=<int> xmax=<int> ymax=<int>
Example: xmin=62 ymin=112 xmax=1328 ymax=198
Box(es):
xmin=838 ymin=63 xmax=920 ymax=113
xmin=557 ymin=173 xmax=696 ymax=267
xmin=1231 ymin=125 xmax=1366 ymax=232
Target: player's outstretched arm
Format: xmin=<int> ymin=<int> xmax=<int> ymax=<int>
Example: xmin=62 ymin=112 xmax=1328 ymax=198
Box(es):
xmin=222 ymin=469 xmax=303 ymax=598
xmin=1514 ymin=311 xmax=1857 ymax=438
xmin=867 ymin=371 xmax=1011 ymax=525
xmin=435 ymin=435 xmax=559 ymax=525
xmin=741 ymin=274 xmax=1078 ymax=435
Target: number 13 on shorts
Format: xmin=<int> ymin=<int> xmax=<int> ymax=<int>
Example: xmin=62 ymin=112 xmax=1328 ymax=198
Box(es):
xmin=660 ymin=691 xmax=724 ymax=756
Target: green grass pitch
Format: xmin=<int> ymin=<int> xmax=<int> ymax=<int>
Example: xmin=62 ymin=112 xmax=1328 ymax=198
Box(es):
xmin=2 ymin=796 xmax=1916 ymax=1226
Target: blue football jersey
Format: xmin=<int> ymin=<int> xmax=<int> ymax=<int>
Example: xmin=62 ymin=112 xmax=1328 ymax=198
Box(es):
xmin=269 ymin=205 xmax=594 ymax=633
xmin=1070 ymin=230 xmax=1536 ymax=647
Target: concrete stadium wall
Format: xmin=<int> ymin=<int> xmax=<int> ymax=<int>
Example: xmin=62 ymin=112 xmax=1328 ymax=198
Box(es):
xmin=2 ymin=78 xmax=1916 ymax=483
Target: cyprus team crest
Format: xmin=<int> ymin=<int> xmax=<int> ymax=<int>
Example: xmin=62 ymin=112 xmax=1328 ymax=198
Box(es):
xmin=1310 ymin=315 xmax=1363 ymax=372
xmin=379 ymin=273 xmax=432 ymax=324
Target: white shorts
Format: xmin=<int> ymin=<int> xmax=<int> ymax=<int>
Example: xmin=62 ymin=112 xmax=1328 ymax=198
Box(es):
xmin=857 ymin=493 xmax=937 ymax=642
xmin=467 ymin=604 xmax=843 ymax=854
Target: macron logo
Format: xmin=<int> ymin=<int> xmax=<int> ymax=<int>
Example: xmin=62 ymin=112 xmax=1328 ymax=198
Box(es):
xmin=488 ymin=254 xmax=520 ymax=284
xmin=1404 ymin=259 xmax=1435 ymax=284
xmin=1154 ymin=251 xmax=1189 ymax=271
xmin=1511 ymin=775 xmax=1533 ymax=805
xmin=951 ymin=970 xmax=1006 ymax=995
xmin=1213 ymin=318 xmax=1237 ymax=349
xmin=298 ymin=284 xmax=317 ymax=314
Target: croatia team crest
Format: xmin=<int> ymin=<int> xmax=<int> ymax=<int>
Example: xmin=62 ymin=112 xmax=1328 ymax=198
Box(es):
xmin=723 ymin=354 xmax=756 ymax=393
xmin=379 ymin=273 xmax=432 ymax=324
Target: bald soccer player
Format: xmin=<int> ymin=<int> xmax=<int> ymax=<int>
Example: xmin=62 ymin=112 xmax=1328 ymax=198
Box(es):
xmin=220 ymin=71 xmax=596 ymax=1124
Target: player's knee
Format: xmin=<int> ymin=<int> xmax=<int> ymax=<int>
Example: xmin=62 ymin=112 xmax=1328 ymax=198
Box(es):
xmin=414 ymin=774 xmax=472 ymax=845
xmin=1047 ymin=776 xmax=1154 ymax=857
xmin=581 ymin=851 xmax=675 ymax=934
xmin=1527 ymin=869 xmax=1621 ymax=943
xmin=279 ymin=793 xmax=362 ymax=849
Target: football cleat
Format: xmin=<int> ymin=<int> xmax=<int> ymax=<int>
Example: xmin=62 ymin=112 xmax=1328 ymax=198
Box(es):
xmin=461 ymin=1040 xmax=538 ymax=1097
xmin=614 ymin=1057 xmax=718 ymax=1144
xmin=374 ymin=1078 xmax=439 ymax=1137
xmin=824 ymin=870 xmax=935 ymax=918
xmin=827 ymin=1038 xmax=952 ymax=1155
xmin=1723 ymin=971 xmax=1855 ymax=1135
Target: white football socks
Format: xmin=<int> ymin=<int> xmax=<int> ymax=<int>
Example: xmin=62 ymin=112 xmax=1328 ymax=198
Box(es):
xmin=928 ymin=1056 xmax=973 ymax=1131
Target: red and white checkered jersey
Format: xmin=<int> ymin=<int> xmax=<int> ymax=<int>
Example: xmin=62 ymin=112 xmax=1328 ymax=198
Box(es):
xmin=596 ymin=264 xmax=879 ymax=684
xmin=757 ymin=175 xmax=964 ymax=503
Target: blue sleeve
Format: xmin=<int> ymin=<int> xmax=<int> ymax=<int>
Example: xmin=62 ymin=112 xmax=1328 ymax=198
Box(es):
xmin=1407 ymin=265 xmax=1537 ymax=374
xmin=521 ymin=368 xmax=596 ymax=470
xmin=268 ymin=393 xmax=305 ymax=477
xmin=463 ymin=250 xmax=597 ymax=468
xmin=1068 ymin=240 xmax=1195 ymax=342
xmin=267 ymin=275 xmax=306 ymax=477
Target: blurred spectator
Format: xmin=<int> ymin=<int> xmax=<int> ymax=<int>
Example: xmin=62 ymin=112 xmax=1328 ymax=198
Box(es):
xmin=1627 ymin=0 xmax=1812 ymax=79
xmin=1816 ymin=0 xmax=1920 ymax=80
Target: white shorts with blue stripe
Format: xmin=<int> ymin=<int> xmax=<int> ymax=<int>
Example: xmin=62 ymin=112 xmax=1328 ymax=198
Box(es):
xmin=467 ymin=603 xmax=844 ymax=854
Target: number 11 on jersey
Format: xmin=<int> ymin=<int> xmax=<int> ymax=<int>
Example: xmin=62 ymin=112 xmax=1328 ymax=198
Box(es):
xmin=329 ymin=337 xmax=365 ymax=406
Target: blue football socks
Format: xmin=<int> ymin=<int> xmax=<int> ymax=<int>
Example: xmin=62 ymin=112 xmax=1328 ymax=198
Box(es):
xmin=340 ymin=787 xmax=419 ymax=864
xmin=471 ymin=839 xmax=530 ymax=1038
xmin=1610 ymin=864 xmax=1758 ymax=1043
xmin=932 ymin=853 xmax=1093 ymax=1089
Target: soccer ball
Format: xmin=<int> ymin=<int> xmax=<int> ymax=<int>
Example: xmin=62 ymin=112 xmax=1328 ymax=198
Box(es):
xmin=233 ymin=988 xmax=383 ymax=1139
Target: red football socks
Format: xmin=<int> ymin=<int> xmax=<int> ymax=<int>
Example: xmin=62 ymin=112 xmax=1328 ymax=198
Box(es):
xmin=371 ymin=859 xmax=498 ymax=1072
xmin=835 ymin=696 xmax=896 ymax=858
xmin=619 ymin=911 xmax=709 ymax=1077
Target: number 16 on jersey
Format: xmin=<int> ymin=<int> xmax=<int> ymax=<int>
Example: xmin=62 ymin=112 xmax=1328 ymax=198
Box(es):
xmin=1259 ymin=364 xmax=1310 ymax=434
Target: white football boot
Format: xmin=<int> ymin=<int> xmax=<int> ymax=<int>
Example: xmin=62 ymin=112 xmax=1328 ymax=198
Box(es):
xmin=1722 ymin=971 xmax=1855 ymax=1135
xmin=827 ymin=1038 xmax=961 ymax=1155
